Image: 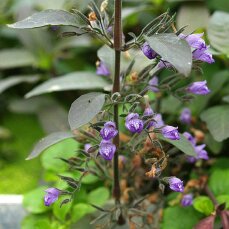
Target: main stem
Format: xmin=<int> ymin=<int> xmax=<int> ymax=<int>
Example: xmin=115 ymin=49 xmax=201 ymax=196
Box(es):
xmin=113 ymin=0 xmax=122 ymax=213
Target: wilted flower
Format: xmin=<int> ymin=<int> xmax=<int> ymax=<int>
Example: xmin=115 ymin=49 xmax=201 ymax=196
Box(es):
xmin=169 ymin=177 xmax=184 ymax=192
xmin=100 ymin=121 xmax=118 ymax=140
xmin=99 ymin=140 xmax=116 ymax=160
xmin=162 ymin=126 xmax=180 ymax=140
xmin=141 ymin=42 xmax=157 ymax=59
xmin=181 ymin=194 xmax=193 ymax=207
xmin=179 ymin=33 xmax=206 ymax=50
xmin=96 ymin=61 xmax=110 ymax=76
xmin=183 ymin=132 xmax=196 ymax=146
xmin=44 ymin=188 xmax=60 ymax=206
xmin=125 ymin=113 xmax=144 ymax=133
xmin=192 ymin=46 xmax=214 ymax=64
xmin=149 ymin=76 xmax=159 ymax=92
xmin=186 ymin=80 xmax=210 ymax=95
xmin=84 ymin=143 xmax=92 ymax=153
xmin=180 ymin=108 xmax=191 ymax=124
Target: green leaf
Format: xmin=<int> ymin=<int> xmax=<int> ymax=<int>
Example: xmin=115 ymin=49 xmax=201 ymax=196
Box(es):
xmin=193 ymin=196 xmax=214 ymax=215
xmin=0 ymin=49 xmax=35 ymax=69
xmin=26 ymin=131 xmax=75 ymax=160
xmin=87 ymin=187 xmax=110 ymax=207
xmin=145 ymin=34 xmax=192 ymax=76
xmin=209 ymin=169 xmax=229 ymax=196
xmin=25 ymin=72 xmax=110 ymax=98
xmin=0 ymin=75 xmax=40 ymax=94
xmin=208 ymin=11 xmax=229 ymax=56
xmin=162 ymin=206 xmax=202 ymax=229
xmin=158 ymin=134 xmax=196 ymax=156
xmin=53 ymin=196 xmax=72 ymax=222
xmin=8 ymin=9 xmax=83 ymax=29
xmin=200 ymin=105 xmax=229 ymax=142
xmin=41 ymin=138 xmax=79 ymax=172
xmin=72 ymin=203 xmax=94 ymax=222
xmin=23 ymin=186 xmax=49 ymax=214
xmin=68 ymin=92 xmax=106 ymax=130
xmin=82 ymin=173 xmax=99 ymax=184
xmin=216 ymin=195 xmax=229 ymax=209
xmin=22 ymin=215 xmax=51 ymax=229
xmin=204 ymin=133 xmax=223 ymax=154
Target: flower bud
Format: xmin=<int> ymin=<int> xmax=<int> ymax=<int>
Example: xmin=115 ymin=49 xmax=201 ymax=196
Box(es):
xmin=161 ymin=126 xmax=180 ymax=140
xmin=44 ymin=188 xmax=60 ymax=206
xmin=181 ymin=194 xmax=193 ymax=207
xmin=125 ymin=113 xmax=144 ymax=133
xmin=99 ymin=140 xmax=116 ymax=160
xmin=186 ymin=80 xmax=210 ymax=95
xmin=141 ymin=42 xmax=157 ymax=59
xmin=168 ymin=177 xmax=184 ymax=192
xmin=180 ymin=108 xmax=191 ymax=124
xmin=100 ymin=121 xmax=118 ymax=140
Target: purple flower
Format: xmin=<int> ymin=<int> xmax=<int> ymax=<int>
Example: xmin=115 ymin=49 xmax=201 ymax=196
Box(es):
xmin=149 ymin=76 xmax=159 ymax=92
xmin=192 ymin=46 xmax=214 ymax=64
xmin=181 ymin=194 xmax=193 ymax=207
xmin=195 ymin=144 xmax=209 ymax=160
xmin=96 ymin=61 xmax=110 ymax=76
xmin=100 ymin=121 xmax=118 ymax=140
xmin=141 ymin=42 xmax=157 ymax=59
xmin=183 ymin=132 xmax=196 ymax=146
xmin=125 ymin=113 xmax=144 ymax=133
xmin=99 ymin=140 xmax=116 ymax=160
xmin=187 ymin=156 xmax=197 ymax=163
xmin=157 ymin=60 xmax=173 ymax=70
xmin=180 ymin=108 xmax=191 ymax=124
xmin=179 ymin=33 xmax=206 ymax=50
xmin=84 ymin=143 xmax=92 ymax=153
xmin=186 ymin=80 xmax=210 ymax=95
xmin=44 ymin=188 xmax=60 ymax=206
xmin=154 ymin=114 xmax=164 ymax=128
xmin=143 ymin=107 xmax=154 ymax=128
xmin=169 ymin=177 xmax=184 ymax=192
xmin=162 ymin=126 xmax=180 ymax=140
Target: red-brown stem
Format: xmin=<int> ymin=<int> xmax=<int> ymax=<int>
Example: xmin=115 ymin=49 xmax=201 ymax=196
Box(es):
xmin=112 ymin=0 xmax=125 ymax=225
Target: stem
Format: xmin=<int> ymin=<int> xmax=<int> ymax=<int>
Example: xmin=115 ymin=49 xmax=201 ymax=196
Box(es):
xmin=112 ymin=0 xmax=125 ymax=225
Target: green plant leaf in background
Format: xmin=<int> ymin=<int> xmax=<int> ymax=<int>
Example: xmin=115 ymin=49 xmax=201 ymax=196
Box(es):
xmin=41 ymin=138 xmax=80 ymax=172
xmin=0 ymin=75 xmax=40 ymax=94
xmin=208 ymin=11 xmax=229 ymax=57
xmin=23 ymin=186 xmax=49 ymax=214
xmin=204 ymin=133 xmax=223 ymax=154
xmin=200 ymin=105 xmax=229 ymax=142
xmin=26 ymin=131 xmax=75 ymax=160
xmin=158 ymin=134 xmax=197 ymax=156
xmin=53 ymin=196 xmax=72 ymax=222
xmin=72 ymin=203 xmax=93 ymax=222
xmin=216 ymin=195 xmax=229 ymax=210
xmin=145 ymin=34 xmax=192 ymax=76
xmin=177 ymin=2 xmax=209 ymax=34
xmin=25 ymin=72 xmax=110 ymax=98
xmin=162 ymin=206 xmax=202 ymax=229
xmin=193 ymin=196 xmax=214 ymax=216
xmin=68 ymin=92 xmax=106 ymax=130
xmin=8 ymin=9 xmax=84 ymax=29
xmin=87 ymin=187 xmax=110 ymax=207
xmin=22 ymin=215 xmax=51 ymax=229
xmin=0 ymin=49 xmax=36 ymax=69
xmin=209 ymin=169 xmax=229 ymax=196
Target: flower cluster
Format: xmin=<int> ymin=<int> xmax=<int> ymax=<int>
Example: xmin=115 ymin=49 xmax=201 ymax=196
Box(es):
xmin=99 ymin=121 xmax=118 ymax=160
xmin=183 ymin=132 xmax=209 ymax=163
